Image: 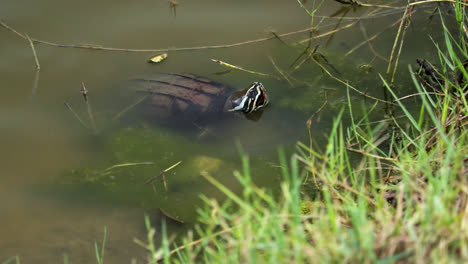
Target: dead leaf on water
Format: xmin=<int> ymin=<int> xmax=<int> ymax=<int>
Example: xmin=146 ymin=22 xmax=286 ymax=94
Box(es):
xmin=148 ymin=53 xmax=168 ymax=63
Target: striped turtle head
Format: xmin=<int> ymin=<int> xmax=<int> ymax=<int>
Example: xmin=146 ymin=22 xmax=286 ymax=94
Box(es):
xmin=228 ymin=82 xmax=269 ymax=114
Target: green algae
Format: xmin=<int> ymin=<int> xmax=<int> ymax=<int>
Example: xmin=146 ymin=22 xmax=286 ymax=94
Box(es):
xmin=58 ymin=125 xmax=239 ymax=221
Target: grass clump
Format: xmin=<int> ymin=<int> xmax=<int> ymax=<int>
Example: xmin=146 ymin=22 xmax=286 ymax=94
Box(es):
xmin=140 ymin=74 xmax=467 ymax=263
xmin=139 ymin=7 xmax=468 ymax=264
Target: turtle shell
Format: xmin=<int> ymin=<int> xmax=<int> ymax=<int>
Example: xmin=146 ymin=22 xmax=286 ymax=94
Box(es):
xmin=129 ymin=73 xmax=234 ymax=125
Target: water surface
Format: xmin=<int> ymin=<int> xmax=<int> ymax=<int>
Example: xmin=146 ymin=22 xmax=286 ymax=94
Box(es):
xmin=0 ymin=0 xmax=456 ymax=262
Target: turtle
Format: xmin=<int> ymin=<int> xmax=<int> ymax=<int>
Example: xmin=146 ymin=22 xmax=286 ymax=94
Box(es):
xmin=126 ymin=73 xmax=270 ymax=130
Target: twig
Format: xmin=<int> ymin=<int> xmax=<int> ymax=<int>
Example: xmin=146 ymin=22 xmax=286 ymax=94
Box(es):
xmin=313 ymin=8 xmax=405 ymax=21
xmin=82 ymin=82 xmax=97 ymax=132
xmin=103 ymin=162 xmax=155 ymax=172
xmin=333 ymin=0 xmax=360 ymax=5
xmin=145 ymin=161 xmax=182 ymax=185
xmin=30 ymin=69 xmax=40 ymax=99
xmin=297 ymin=21 xmax=358 ymax=44
xmin=0 ymin=20 xmax=26 ymax=39
xmin=333 ymin=180 xmax=377 ymax=206
xmin=347 ymin=147 xmax=397 ymax=162
xmin=211 ymin=59 xmax=279 ymax=79
xmin=306 ymin=100 xmax=328 ymax=187
xmin=311 ymin=57 xmax=393 ymax=104
xmin=307 ymin=100 xmax=328 ymax=126
xmin=393 ymin=92 xmax=441 ymax=102
xmin=358 ymin=2 xmax=405 ymax=9
xmin=80 ymin=82 xmax=88 ymax=102
xmin=25 ymin=34 xmax=40 ymax=69
xmin=269 ymin=56 xmax=294 ymax=87
xmin=408 ymin=0 xmax=468 ymax=8
xmin=389 ymin=7 xmax=412 ymax=87
xmin=357 ymin=20 xmax=389 ymax=62
xmin=112 ymin=95 xmax=148 ymax=120
xmin=291 ymin=44 xmax=319 ymax=73
xmin=385 ymin=6 xmax=410 ymax=82
xmin=0 ymin=19 xmax=330 ymax=53
xmin=269 ymin=31 xmax=289 ymax=46
xmin=64 ymin=101 xmax=89 ymax=129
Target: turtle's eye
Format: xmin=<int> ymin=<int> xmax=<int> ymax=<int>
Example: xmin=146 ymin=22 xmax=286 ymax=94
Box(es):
xmin=247 ymin=86 xmax=259 ymax=97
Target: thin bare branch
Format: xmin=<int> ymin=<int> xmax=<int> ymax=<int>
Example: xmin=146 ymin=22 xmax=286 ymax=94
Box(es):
xmin=1 ymin=19 xmax=335 ymax=53
xmin=211 ymin=59 xmax=279 ymax=79
xmin=25 ymin=34 xmax=40 ymax=69
xmin=269 ymin=56 xmax=294 ymax=87
xmin=312 ymin=57 xmax=393 ymax=104
xmin=64 ymin=101 xmax=89 ymax=129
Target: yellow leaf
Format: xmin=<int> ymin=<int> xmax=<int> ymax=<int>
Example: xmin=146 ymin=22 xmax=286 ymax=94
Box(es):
xmin=148 ymin=53 xmax=168 ymax=63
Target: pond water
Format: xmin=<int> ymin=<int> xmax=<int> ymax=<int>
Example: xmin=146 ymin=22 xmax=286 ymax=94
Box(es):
xmin=0 ymin=0 xmax=457 ymax=262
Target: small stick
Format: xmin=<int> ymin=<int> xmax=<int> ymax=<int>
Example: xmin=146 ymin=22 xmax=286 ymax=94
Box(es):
xmin=333 ymin=0 xmax=361 ymax=6
xmin=346 ymin=147 xmax=397 ymax=162
xmin=408 ymin=0 xmax=468 ymax=8
xmin=64 ymin=101 xmax=89 ymax=129
xmin=211 ymin=59 xmax=279 ymax=79
xmin=30 ymin=69 xmax=40 ymax=99
xmin=290 ymin=44 xmax=319 ymax=73
xmin=269 ymin=56 xmax=294 ymax=87
xmin=270 ymin=31 xmax=289 ymax=46
xmin=112 ymin=95 xmax=148 ymax=120
xmin=169 ymin=0 xmax=178 ymax=17
xmin=306 ymin=100 xmax=328 ymax=187
xmin=1 ymin=19 xmax=361 ymax=54
xmin=103 ymin=162 xmax=155 ymax=172
xmin=0 ymin=20 xmax=27 ymax=39
xmin=145 ymin=161 xmax=182 ymax=185
xmin=0 ymin=19 xmax=313 ymax=53
xmin=25 ymin=34 xmax=40 ymax=69
xmin=307 ymin=100 xmax=328 ymax=126
xmin=82 ymin=82 xmax=97 ymax=132
xmin=297 ymin=21 xmax=358 ymax=44
xmin=311 ymin=57 xmax=393 ymax=104
xmin=162 ymin=174 xmax=168 ymax=192
xmin=80 ymin=82 xmax=88 ymax=102
xmin=357 ymin=21 xmax=389 ymax=62
xmin=389 ymin=7 xmax=412 ymax=87
xmin=385 ymin=6 xmax=410 ymax=81
xmin=393 ymin=92 xmax=441 ymax=102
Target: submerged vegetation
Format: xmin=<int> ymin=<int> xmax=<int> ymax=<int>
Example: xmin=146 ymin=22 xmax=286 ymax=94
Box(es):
xmin=135 ymin=3 xmax=468 ymax=264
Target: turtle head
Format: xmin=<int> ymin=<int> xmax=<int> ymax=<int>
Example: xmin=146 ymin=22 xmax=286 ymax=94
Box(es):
xmin=228 ymin=82 xmax=269 ymax=114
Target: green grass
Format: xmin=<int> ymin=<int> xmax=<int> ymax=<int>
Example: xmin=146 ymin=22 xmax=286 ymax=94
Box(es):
xmin=137 ymin=3 xmax=468 ymax=263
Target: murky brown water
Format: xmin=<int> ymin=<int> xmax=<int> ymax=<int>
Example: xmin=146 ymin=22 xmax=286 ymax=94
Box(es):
xmin=0 ymin=0 xmax=456 ymax=262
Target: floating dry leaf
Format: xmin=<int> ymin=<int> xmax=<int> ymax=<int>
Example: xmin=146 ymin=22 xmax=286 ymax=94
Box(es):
xmin=148 ymin=53 xmax=168 ymax=63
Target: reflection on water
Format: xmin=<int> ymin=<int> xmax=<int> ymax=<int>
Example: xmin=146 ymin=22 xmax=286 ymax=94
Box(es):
xmin=0 ymin=0 xmax=457 ymax=262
